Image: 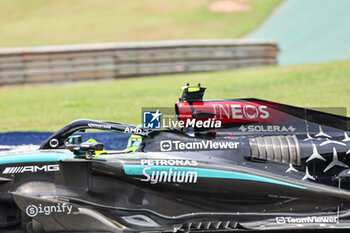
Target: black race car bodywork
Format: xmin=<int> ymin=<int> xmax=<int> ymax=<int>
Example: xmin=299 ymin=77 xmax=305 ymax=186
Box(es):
xmin=1 ymin=85 xmax=350 ymax=232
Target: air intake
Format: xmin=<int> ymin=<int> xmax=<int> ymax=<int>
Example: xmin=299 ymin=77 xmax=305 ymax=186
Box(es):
xmin=249 ymin=135 xmax=301 ymax=166
xmin=180 ymin=220 xmax=238 ymax=232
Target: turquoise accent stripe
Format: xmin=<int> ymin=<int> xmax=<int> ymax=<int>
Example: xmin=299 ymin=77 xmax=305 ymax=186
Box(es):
xmin=124 ymin=165 xmax=307 ymax=190
xmin=0 ymin=152 xmax=73 ymax=164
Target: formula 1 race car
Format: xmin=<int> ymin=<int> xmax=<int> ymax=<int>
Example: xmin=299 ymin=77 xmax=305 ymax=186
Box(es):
xmin=1 ymin=84 xmax=350 ymax=233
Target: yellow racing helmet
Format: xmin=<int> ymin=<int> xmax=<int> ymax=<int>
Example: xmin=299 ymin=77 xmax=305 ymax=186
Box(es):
xmin=125 ymin=135 xmax=142 ymax=153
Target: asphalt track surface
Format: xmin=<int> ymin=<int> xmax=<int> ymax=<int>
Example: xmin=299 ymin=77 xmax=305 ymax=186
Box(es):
xmin=249 ymin=0 xmax=350 ymax=65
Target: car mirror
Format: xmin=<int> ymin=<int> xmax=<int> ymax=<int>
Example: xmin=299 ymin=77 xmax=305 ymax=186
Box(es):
xmin=80 ymin=142 xmax=104 ymax=151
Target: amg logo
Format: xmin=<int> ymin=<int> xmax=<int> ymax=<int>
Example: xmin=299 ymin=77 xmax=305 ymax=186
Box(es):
xmin=2 ymin=165 xmax=59 ymax=174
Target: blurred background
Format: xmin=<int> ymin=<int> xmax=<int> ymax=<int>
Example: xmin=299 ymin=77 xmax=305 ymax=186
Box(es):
xmin=0 ymin=0 xmax=349 ymax=133
xmin=0 ymin=2 xmax=349 ymax=233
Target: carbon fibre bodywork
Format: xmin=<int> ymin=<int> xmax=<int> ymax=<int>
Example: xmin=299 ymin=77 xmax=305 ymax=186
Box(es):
xmin=1 ymin=86 xmax=350 ymax=232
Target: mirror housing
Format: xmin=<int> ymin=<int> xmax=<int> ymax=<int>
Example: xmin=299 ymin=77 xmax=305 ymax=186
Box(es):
xmin=66 ymin=135 xmax=104 ymax=159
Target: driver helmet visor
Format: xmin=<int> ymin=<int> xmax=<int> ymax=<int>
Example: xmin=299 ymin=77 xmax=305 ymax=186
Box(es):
xmin=127 ymin=135 xmax=142 ymax=149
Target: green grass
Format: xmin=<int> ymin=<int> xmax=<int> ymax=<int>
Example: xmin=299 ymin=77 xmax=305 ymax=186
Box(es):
xmin=0 ymin=0 xmax=280 ymax=47
xmin=0 ymin=60 xmax=350 ymax=132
